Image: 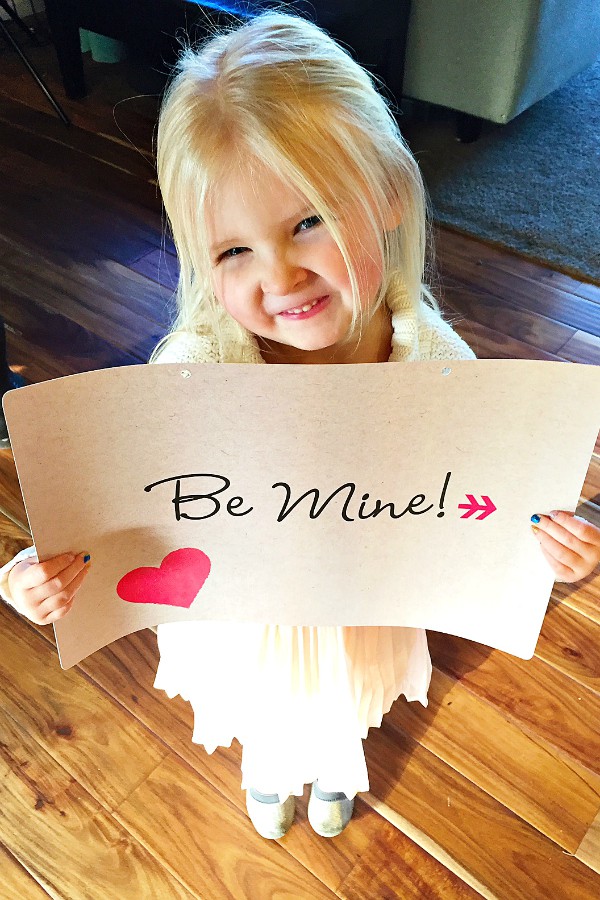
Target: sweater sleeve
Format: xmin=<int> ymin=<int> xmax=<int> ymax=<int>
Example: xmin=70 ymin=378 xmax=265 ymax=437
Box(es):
xmin=418 ymin=305 xmax=476 ymax=361
xmin=0 ymin=545 xmax=38 ymax=607
xmin=151 ymin=331 xmax=221 ymax=365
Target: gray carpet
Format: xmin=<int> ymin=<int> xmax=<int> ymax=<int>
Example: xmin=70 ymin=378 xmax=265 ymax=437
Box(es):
xmin=404 ymin=57 xmax=600 ymax=285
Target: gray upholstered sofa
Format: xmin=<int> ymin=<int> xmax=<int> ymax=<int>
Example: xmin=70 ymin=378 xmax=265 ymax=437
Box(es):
xmin=402 ymin=0 xmax=600 ymax=125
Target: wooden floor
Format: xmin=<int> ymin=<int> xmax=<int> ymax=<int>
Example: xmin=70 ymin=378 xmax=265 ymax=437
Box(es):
xmin=1 ymin=28 xmax=599 ymax=900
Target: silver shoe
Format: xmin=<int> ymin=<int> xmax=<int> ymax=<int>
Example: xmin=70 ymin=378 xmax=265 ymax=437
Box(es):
xmin=308 ymin=782 xmax=354 ymax=837
xmin=246 ymin=788 xmax=295 ymax=840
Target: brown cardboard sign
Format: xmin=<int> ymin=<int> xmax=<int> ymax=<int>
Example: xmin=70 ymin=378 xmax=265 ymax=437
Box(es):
xmin=4 ymin=359 xmax=600 ymax=668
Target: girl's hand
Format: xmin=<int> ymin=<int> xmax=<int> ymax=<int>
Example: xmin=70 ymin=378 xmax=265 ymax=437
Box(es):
xmin=531 ymin=511 xmax=600 ymax=583
xmin=7 ymin=552 xmax=90 ymax=625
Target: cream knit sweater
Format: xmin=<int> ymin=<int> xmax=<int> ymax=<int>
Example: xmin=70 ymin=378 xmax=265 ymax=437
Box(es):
xmin=153 ymin=295 xmax=475 ymax=365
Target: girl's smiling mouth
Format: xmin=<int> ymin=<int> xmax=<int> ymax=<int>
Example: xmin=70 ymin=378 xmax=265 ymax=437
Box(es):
xmin=277 ymin=295 xmax=331 ymax=319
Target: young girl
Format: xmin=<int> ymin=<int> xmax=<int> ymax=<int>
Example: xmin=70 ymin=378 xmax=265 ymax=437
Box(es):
xmin=2 ymin=12 xmax=599 ymax=841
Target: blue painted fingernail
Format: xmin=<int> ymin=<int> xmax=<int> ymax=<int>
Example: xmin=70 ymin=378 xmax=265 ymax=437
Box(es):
xmin=531 ymin=515 xmax=541 ymax=524
xmin=83 ymin=554 xmax=91 ymax=564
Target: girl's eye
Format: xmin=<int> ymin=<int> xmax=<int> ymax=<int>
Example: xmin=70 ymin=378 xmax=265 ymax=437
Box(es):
xmin=296 ymin=215 xmax=323 ymax=233
xmin=218 ymin=246 xmax=248 ymax=262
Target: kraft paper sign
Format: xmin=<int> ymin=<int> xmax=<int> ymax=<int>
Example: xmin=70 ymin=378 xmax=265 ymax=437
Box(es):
xmin=4 ymin=360 xmax=600 ymax=669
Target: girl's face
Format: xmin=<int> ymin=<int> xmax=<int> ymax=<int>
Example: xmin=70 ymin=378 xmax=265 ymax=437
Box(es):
xmin=206 ymin=163 xmax=386 ymax=363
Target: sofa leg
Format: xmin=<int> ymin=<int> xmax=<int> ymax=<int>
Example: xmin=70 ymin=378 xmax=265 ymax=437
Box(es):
xmin=456 ymin=112 xmax=483 ymax=143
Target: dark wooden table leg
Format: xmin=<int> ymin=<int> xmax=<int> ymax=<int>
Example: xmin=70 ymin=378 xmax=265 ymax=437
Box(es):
xmin=0 ymin=319 xmax=26 ymax=447
xmin=44 ymin=0 xmax=86 ymax=99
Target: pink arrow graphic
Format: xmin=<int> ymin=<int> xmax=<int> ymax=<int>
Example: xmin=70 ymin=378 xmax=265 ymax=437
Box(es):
xmin=458 ymin=495 xmax=497 ymax=520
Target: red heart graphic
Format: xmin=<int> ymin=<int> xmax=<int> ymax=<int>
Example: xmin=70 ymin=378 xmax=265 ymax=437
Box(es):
xmin=117 ymin=548 xmax=211 ymax=608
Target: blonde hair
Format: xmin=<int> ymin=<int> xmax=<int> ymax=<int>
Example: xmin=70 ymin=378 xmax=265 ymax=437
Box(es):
xmin=152 ymin=10 xmax=437 ymax=361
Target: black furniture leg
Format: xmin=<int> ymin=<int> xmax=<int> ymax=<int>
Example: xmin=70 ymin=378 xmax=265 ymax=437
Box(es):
xmin=0 ymin=319 xmax=26 ymax=449
xmin=456 ymin=111 xmax=483 ymax=143
xmin=43 ymin=0 xmax=86 ymax=99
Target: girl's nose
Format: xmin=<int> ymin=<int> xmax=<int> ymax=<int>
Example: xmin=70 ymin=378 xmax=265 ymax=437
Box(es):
xmin=260 ymin=253 xmax=307 ymax=296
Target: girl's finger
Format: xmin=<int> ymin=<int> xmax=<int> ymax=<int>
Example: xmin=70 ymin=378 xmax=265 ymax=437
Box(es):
xmin=60 ymin=555 xmax=91 ymax=594
xmin=536 ymin=512 xmax=600 ymax=548
xmin=37 ymin=562 xmax=91 ymax=611
xmin=538 ymin=545 xmax=576 ymax=582
xmin=39 ymin=597 xmax=75 ymax=625
xmin=532 ymin=515 xmax=585 ymax=553
xmin=28 ymin=554 xmax=90 ymax=605
xmin=20 ymin=553 xmax=78 ymax=590
xmin=533 ymin=527 xmax=582 ymax=569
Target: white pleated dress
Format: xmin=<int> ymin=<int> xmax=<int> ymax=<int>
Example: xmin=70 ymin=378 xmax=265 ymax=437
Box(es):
xmin=155 ymin=622 xmax=431 ymax=799
xmin=151 ymin=296 xmax=475 ymax=801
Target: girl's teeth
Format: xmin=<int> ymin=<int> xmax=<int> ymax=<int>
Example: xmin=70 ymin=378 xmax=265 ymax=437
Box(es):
xmin=288 ymin=299 xmax=319 ymax=314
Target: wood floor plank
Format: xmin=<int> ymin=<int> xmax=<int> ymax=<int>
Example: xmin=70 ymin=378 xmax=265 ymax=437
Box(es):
xmin=425 ymin=636 xmax=600 ymax=783
xmin=0 ymin=448 xmax=29 ymax=531
xmin=0 ymin=93 xmax=157 ymax=183
xmin=552 ymin=576 xmax=600 ymax=628
xmin=437 ymin=228 xmax=600 ymax=305
xmin=450 ymin=317 xmax=564 ymax=360
xmin=442 ymin=282 xmax=576 ymax=355
xmin=442 ymin=267 xmax=600 ymax=337
xmin=534 ymin=597 xmax=600 ymax=693
xmin=3 ymin=251 xmax=172 ymax=348
xmin=0 ymin=509 xmax=30 ymax=565
xmin=30 ymin=612 xmax=600 ymax=896
xmin=577 ymin=809 xmax=600 ymax=875
xmin=0 ymin=711 xmax=195 ymax=899
xmin=5 ymin=329 xmax=92 ymax=386
xmin=131 ymin=247 xmax=180 ymax=291
xmin=2 ymin=282 xmax=145 ymax=374
xmin=336 ymin=822 xmax=481 ymax=900
xmin=0 ymin=842 xmax=50 ymax=899
xmin=360 ymin=792 xmax=494 ymax=899
xmin=0 ymin=121 xmax=161 ymax=232
xmin=366 ymin=725 xmax=600 ymax=900
xmin=583 ymin=454 xmax=600 ymax=499
xmin=115 ymin=752 xmax=338 ymax=899
xmin=557 ymin=331 xmax=600 ymax=365
xmin=0 ymin=165 xmax=162 ymax=272
xmin=0 ymin=603 xmax=169 ymax=811
xmin=383 ymin=664 xmax=600 ymax=851
xmin=0 ymin=129 xmax=173 ymax=270
xmin=437 ymin=232 xmax=600 ymax=334
xmin=577 ymin=498 xmax=600 ymax=530
xmin=0 ymin=238 xmax=166 ymax=361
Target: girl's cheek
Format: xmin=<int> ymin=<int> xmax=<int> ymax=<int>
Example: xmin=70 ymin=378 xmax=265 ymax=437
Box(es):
xmin=211 ymin=269 xmax=236 ymax=309
xmin=214 ymin=272 xmax=256 ymax=322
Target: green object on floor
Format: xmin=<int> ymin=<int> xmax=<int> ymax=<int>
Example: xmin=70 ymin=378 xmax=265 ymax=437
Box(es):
xmin=79 ymin=29 xmax=126 ymax=64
